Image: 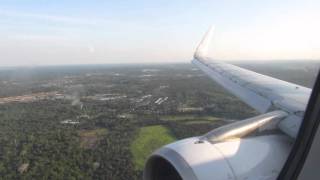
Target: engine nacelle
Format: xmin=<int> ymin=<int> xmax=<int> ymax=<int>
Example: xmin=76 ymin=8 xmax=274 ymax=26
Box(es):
xmin=144 ymin=135 xmax=291 ymax=180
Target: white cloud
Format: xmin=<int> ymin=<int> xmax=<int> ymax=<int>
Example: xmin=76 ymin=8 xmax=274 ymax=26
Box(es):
xmin=0 ymin=9 xmax=101 ymax=25
xmin=209 ymin=11 xmax=320 ymax=60
xmin=88 ymin=45 xmax=95 ymax=53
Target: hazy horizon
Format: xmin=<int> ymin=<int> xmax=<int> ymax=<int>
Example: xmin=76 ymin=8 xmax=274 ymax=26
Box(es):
xmin=1 ymin=59 xmax=319 ymax=69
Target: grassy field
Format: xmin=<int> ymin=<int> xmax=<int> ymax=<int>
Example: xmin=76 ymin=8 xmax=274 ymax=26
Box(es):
xmin=130 ymin=125 xmax=177 ymax=170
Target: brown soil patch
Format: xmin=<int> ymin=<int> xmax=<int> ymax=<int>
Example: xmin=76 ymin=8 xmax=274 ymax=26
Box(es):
xmin=79 ymin=129 xmax=107 ymax=149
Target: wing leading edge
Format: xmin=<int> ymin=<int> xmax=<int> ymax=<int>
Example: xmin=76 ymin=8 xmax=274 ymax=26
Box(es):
xmin=193 ymin=28 xmax=312 ymax=138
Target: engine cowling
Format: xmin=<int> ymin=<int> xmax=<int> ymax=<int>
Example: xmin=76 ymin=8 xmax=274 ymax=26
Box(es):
xmin=144 ymin=135 xmax=291 ymax=180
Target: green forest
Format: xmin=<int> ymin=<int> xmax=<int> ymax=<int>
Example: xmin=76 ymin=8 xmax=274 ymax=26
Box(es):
xmin=0 ymin=62 xmax=317 ymax=179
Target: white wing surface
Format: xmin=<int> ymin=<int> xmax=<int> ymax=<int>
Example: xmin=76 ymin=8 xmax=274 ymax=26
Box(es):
xmin=193 ymin=28 xmax=312 ymax=138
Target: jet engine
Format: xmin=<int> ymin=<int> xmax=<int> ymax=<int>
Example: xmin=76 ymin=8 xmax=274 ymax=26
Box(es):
xmin=143 ymin=111 xmax=293 ymax=180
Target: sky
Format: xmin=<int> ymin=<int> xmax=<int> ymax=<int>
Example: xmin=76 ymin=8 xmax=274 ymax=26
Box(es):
xmin=0 ymin=0 xmax=319 ymax=66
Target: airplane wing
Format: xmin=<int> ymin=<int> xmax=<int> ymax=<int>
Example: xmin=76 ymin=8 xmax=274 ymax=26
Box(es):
xmin=192 ymin=27 xmax=312 ymax=138
xmin=144 ymin=27 xmax=314 ymax=180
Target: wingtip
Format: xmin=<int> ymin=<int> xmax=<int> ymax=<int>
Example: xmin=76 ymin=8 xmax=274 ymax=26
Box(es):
xmin=194 ymin=26 xmax=215 ymax=60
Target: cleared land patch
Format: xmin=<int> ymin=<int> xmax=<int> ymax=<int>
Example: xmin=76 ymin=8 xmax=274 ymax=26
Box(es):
xmin=130 ymin=125 xmax=176 ymax=170
xmin=79 ymin=128 xmax=107 ymax=149
xmin=184 ymin=120 xmax=214 ymax=125
xmin=160 ymin=115 xmax=221 ymax=122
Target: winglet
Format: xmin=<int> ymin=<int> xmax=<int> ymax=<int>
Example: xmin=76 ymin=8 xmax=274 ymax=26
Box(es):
xmin=194 ymin=26 xmax=215 ymax=59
